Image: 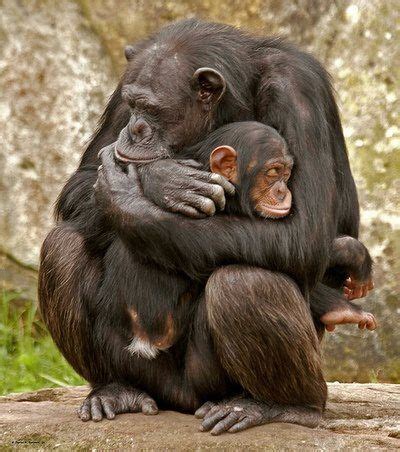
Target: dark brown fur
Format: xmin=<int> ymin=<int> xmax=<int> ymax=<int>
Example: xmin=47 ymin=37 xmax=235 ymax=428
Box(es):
xmin=38 ymin=19 xmax=369 ymax=432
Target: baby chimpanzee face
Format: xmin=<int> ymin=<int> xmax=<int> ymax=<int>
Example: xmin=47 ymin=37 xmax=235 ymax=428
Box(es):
xmin=249 ymin=154 xmax=293 ymax=219
xmin=209 ymin=127 xmax=293 ymax=219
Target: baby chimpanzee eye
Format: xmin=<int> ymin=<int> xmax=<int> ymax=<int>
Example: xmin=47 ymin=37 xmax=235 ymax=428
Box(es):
xmin=266 ymin=168 xmax=279 ymax=177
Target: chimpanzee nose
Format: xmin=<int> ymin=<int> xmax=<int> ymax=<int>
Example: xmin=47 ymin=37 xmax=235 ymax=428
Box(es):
xmin=130 ymin=118 xmax=151 ymax=141
xmin=276 ymin=181 xmax=287 ymax=200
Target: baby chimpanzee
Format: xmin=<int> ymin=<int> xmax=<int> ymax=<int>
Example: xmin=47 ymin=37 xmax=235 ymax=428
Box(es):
xmin=112 ymin=121 xmax=375 ymax=359
xmin=184 ymin=121 xmax=375 ymax=333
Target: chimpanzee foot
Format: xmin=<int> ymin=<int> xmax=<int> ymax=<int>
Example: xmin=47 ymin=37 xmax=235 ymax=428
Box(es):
xmin=78 ymin=382 xmax=158 ymax=422
xmin=195 ymin=396 xmax=321 ymax=435
xmin=321 ymin=308 xmax=377 ymax=332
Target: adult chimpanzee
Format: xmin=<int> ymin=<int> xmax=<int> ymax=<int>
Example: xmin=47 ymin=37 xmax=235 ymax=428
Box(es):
xmin=39 ymin=19 xmax=371 ymax=433
xmin=102 ymin=121 xmax=374 ymax=360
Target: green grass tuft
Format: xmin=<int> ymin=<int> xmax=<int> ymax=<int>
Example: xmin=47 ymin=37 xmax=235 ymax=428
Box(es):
xmin=0 ymin=290 xmax=85 ymax=395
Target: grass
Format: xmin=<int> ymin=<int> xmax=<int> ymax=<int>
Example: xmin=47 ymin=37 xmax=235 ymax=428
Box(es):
xmin=0 ymin=291 xmax=85 ymax=395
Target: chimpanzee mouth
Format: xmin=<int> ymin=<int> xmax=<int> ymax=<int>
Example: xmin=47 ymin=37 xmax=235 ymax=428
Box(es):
xmin=257 ymin=205 xmax=291 ymax=219
xmin=113 ymin=124 xmax=171 ymax=163
xmin=114 ymin=146 xmax=169 ymax=164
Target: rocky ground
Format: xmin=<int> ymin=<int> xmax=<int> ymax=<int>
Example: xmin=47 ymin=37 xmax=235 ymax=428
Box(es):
xmin=0 ymin=383 xmax=399 ymax=450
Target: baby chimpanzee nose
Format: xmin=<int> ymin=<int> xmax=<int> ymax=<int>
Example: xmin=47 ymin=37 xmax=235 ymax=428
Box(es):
xmin=131 ymin=118 xmax=151 ymax=141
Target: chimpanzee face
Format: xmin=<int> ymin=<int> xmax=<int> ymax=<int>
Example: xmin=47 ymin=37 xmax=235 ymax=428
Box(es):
xmin=114 ymin=45 xmax=226 ymax=163
xmin=249 ymin=156 xmax=293 ymax=218
xmin=210 ymin=135 xmax=293 ymax=219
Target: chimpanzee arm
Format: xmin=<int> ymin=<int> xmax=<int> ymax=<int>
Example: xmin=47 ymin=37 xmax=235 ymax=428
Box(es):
xmin=95 ymin=148 xmax=334 ymax=287
xmin=55 ymin=164 xmax=114 ymax=253
xmin=324 ymin=236 xmax=374 ymax=300
xmin=329 ymin=236 xmax=372 ymax=282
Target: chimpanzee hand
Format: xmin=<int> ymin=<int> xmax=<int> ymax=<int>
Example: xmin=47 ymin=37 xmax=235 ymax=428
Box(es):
xmin=93 ymin=144 xmax=142 ymax=217
xmin=344 ymin=275 xmax=374 ymax=300
xmin=138 ymin=158 xmax=235 ymax=218
xmin=78 ymin=383 xmax=158 ymax=422
xmin=195 ymin=396 xmax=267 ymax=435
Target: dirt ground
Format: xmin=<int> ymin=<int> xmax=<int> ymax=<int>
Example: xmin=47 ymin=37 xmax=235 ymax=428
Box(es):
xmin=1 ymin=383 xmax=399 ymax=450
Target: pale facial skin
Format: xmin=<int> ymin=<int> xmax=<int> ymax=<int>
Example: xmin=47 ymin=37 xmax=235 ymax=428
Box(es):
xmin=209 ymin=145 xmax=293 ymax=219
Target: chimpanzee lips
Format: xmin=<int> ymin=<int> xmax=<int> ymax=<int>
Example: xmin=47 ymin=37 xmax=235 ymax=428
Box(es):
xmin=256 ymin=204 xmax=291 ymax=219
xmin=114 ymin=146 xmax=165 ymax=164
xmin=264 ymin=206 xmax=291 ymax=218
xmin=113 ymin=124 xmax=170 ymax=163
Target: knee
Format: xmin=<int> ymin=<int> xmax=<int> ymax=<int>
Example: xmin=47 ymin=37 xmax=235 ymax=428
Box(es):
xmin=40 ymin=225 xmax=85 ymax=265
xmin=39 ymin=225 xmax=97 ymax=289
xmin=205 ymin=265 xmax=304 ymax=311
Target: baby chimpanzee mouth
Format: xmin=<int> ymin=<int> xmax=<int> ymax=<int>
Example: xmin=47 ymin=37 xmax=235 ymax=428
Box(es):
xmin=256 ymin=204 xmax=291 ymax=219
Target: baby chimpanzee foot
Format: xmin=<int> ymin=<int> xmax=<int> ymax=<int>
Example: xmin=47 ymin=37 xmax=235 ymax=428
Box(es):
xmin=78 ymin=382 xmax=158 ymax=422
xmin=195 ymin=396 xmax=321 ymax=434
xmin=344 ymin=275 xmax=374 ymax=300
xmin=321 ymin=307 xmax=377 ymax=332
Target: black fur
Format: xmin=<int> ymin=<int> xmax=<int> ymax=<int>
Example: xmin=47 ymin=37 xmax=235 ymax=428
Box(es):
xmin=39 ymin=19 xmax=367 ymax=431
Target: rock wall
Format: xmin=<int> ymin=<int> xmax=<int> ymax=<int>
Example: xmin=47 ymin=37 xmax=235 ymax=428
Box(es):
xmin=0 ymin=0 xmax=115 ymax=266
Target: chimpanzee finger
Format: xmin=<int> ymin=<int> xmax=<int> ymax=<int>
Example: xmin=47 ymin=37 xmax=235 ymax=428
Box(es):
xmin=210 ymin=173 xmax=235 ymax=196
xmin=175 ymin=159 xmax=204 ymax=169
xmin=366 ymin=314 xmax=377 ymax=330
xmin=344 ymin=277 xmax=355 ymax=289
xmin=102 ymin=400 xmax=116 ymax=420
xmin=141 ymin=397 xmax=159 ymax=415
xmin=368 ymin=280 xmax=374 ymax=290
xmin=97 ymin=143 xmax=115 ymax=160
xmin=90 ymin=396 xmax=103 ymax=422
xmin=325 ymin=324 xmax=336 ymax=332
xmin=168 ymin=202 xmax=207 ymax=218
xmin=184 ymin=179 xmax=227 ymax=211
xmin=180 ymin=192 xmax=217 ymax=216
xmin=354 ymin=286 xmax=363 ymax=299
xmin=100 ymin=146 xmax=125 ymax=181
xmin=228 ymin=416 xmax=254 ymax=433
xmin=187 ymin=169 xmax=235 ymax=196
xmin=195 ymin=401 xmax=216 ymax=419
xmin=362 ymin=285 xmax=369 ymax=298
xmin=210 ymin=412 xmax=241 ymax=435
xmin=200 ymin=407 xmax=230 ymax=431
xmin=78 ymin=399 xmax=91 ymax=421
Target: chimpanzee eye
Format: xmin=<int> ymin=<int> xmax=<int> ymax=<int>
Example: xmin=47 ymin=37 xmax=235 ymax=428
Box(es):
xmin=266 ymin=168 xmax=279 ymax=177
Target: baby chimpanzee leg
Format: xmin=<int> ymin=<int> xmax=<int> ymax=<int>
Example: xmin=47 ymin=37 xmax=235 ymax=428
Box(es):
xmin=196 ymin=265 xmax=327 ymax=434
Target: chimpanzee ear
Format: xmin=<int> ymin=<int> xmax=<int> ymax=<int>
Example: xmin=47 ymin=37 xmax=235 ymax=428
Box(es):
xmin=210 ymin=146 xmax=237 ymax=182
xmin=124 ymin=45 xmax=137 ymax=61
xmin=191 ymin=67 xmax=227 ymax=112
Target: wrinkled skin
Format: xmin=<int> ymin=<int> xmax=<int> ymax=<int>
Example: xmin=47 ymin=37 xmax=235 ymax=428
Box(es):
xmin=195 ymin=396 xmax=321 ymax=434
xmin=78 ymin=383 xmax=158 ymax=422
xmin=321 ymin=306 xmax=377 ymax=332
xmin=137 ymin=157 xmax=235 ymax=218
xmin=344 ymin=275 xmax=374 ymax=300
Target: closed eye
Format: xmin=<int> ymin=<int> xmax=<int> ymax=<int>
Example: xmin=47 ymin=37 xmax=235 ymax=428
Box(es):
xmin=266 ymin=168 xmax=279 ymax=177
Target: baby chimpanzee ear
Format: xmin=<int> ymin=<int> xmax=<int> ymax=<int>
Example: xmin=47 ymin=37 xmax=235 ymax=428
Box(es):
xmin=210 ymin=146 xmax=238 ymax=182
xmin=191 ymin=67 xmax=226 ymax=112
